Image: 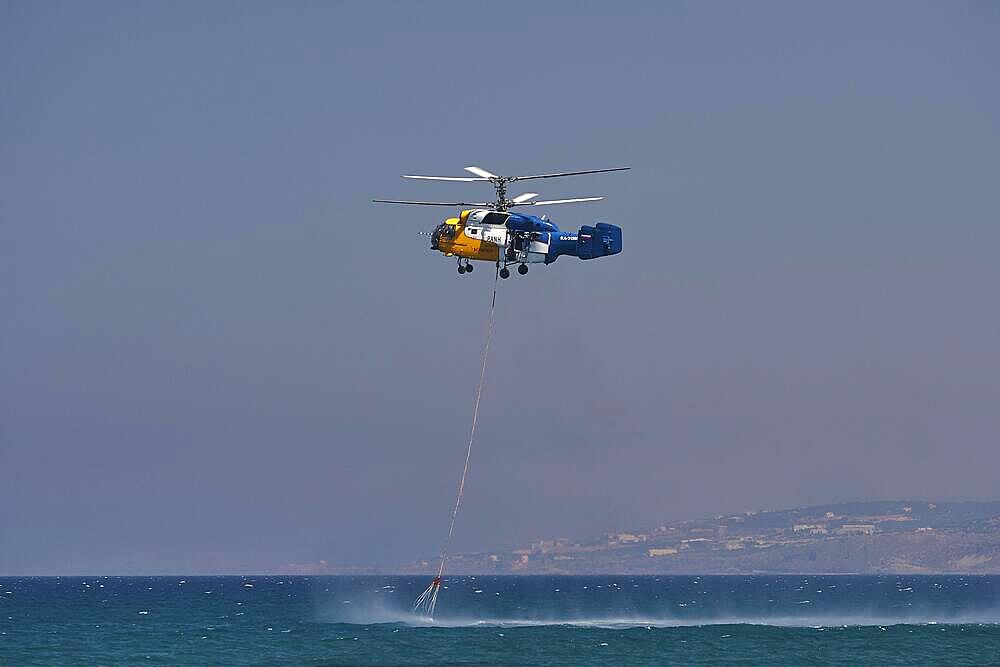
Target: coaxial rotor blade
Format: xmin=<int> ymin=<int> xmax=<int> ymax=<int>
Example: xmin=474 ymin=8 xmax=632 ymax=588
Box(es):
xmin=464 ymin=166 xmax=499 ymax=179
xmin=510 ymin=167 xmax=630 ymax=182
xmin=510 ymin=192 xmax=539 ymax=204
xmin=402 ymin=175 xmax=487 ymax=182
xmin=373 ymin=199 xmax=490 ymax=206
xmin=512 ymin=196 xmax=605 ymax=206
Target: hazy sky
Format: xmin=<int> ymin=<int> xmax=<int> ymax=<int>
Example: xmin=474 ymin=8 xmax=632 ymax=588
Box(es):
xmin=2 ymin=1 xmax=998 ymax=574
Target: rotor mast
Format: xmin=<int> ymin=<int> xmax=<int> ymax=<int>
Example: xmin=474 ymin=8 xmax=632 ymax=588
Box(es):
xmin=459 ymin=166 xmax=514 ymax=211
xmin=492 ymin=177 xmax=510 ymax=211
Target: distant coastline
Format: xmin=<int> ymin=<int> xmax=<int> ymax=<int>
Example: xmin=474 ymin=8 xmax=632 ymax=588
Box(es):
xmin=6 ymin=501 xmax=998 ymax=578
xmin=314 ymin=501 xmax=1000 ymax=577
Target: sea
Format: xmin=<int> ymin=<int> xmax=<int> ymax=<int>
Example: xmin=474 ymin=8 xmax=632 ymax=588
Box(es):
xmin=2 ymin=575 xmax=999 ymax=665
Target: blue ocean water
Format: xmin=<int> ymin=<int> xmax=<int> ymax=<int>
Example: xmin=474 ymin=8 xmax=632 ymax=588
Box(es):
xmin=2 ymin=575 xmax=999 ymax=665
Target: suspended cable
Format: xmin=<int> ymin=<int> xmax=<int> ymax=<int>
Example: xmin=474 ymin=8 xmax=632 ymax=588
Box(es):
xmin=414 ymin=265 xmax=500 ymax=618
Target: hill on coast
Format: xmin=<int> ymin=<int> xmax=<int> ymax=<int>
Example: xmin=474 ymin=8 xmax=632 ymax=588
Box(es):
xmin=410 ymin=501 xmax=1000 ymax=575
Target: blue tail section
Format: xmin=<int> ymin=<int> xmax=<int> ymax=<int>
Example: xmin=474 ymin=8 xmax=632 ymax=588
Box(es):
xmin=544 ymin=223 xmax=623 ymax=264
xmin=576 ymin=223 xmax=623 ymax=260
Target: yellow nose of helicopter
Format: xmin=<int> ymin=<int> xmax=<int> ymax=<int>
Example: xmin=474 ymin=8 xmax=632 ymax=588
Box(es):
xmin=430 ymin=217 xmax=461 ymax=252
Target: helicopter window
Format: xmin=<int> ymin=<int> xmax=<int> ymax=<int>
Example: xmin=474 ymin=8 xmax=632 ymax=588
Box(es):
xmin=433 ymin=224 xmax=456 ymax=241
xmin=468 ymin=228 xmax=478 ymax=235
xmin=482 ymin=212 xmax=509 ymax=226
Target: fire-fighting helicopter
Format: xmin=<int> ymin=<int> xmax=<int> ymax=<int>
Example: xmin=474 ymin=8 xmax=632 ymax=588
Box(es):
xmin=374 ymin=165 xmax=628 ymax=278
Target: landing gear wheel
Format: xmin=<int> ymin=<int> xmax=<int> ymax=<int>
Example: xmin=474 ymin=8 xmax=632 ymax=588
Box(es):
xmin=517 ymin=264 xmax=528 ymax=275
xmin=465 ymin=262 xmax=473 ymax=272
xmin=458 ymin=265 xmax=466 ymax=274
xmin=499 ymin=267 xmax=510 ymax=279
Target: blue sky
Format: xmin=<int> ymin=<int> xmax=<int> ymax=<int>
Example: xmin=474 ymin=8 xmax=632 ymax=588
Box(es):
xmin=2 ymin=1 xmax=998 ymax=573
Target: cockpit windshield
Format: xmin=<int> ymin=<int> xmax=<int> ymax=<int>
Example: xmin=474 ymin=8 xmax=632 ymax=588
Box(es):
xmin=430 ymin=222 xmax=456 ymax=249
xmin=482 ymin=212 xmax=509 ymax=226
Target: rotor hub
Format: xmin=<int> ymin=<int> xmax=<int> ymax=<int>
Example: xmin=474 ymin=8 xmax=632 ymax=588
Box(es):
xmin=491 ymin=177 xmax=510 ymax=211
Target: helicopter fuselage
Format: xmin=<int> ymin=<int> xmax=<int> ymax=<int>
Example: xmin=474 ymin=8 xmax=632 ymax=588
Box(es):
xmin=431 ymin=209 xmax=620 ymax=269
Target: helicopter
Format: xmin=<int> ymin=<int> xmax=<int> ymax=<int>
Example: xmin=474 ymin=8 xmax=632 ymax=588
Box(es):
xmin=374 ymin=165 xmax=628 ymax=278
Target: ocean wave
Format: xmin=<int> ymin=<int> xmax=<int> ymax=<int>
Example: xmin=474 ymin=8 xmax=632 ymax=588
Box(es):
xmin=323 ymin=611 xmax=1000 ymax=629
xmin=314 ymin=575 xmax=1000 ymax=631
